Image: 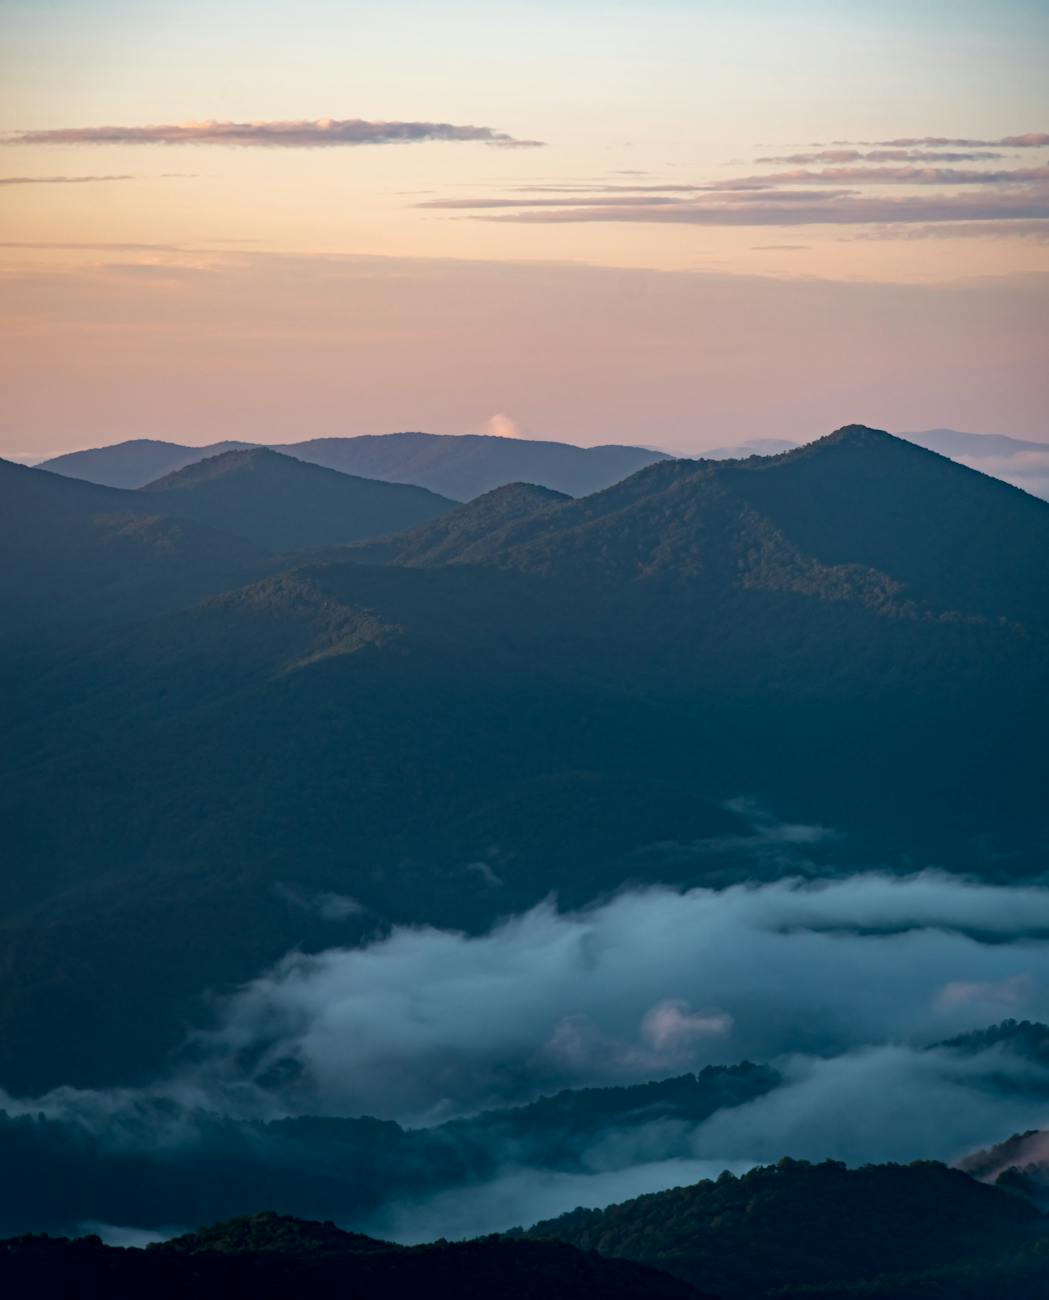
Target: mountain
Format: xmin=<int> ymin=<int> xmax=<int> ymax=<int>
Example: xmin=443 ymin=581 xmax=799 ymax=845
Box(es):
xmin=521 ymin=1158 xmax=1049 ymax=1297
xmin=935 ymin=1020 xmax=1049 ymax=1066
xmin=687 ymin=428 xmax=1049 ymax=501
xmin=0 ymin=456 xmax=270 ymax=636
xmin=140 ymin=447 xmax=456 ymax=551
xmin=0 ymin=1029 xmax=1037 ymax=1243
xmin=424 ymin=425 xmax=1049 ymax=627
xmin=962 ymin=1130 xmax=1049 ymax=1196
xmin=280 ymin=431 xmax=670 ymax=498
xmin=0 ymin=1063 xmax=779 ymax=1238
xmin=0 ymin=446 xmax=454 ymax=636
xmin=347 ymin=480 xmax=569 ymax=565
xmin=0 ymin=426 xmax=1046 ymax=1091
xmin=0 ymin=1212 xmax=702 ymax=1300
xmin=39 ymin=430 xmax=669 ymax=497
xmin=901 ymin=428 xmax=1049 ymax=460
xmin=41 ymin=437 xmax=257 ymax=488
xmin=694 ymin=436 xmax=799 ymax=459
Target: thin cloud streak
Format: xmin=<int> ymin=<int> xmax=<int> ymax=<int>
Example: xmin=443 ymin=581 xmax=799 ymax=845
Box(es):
xmin=480 ymin=192 xmax=1049 ymax=227
xmin=0 ymin=174 xmax=134 ymax=185
xmin=420 ymin=191 xmax=856 ymax=210
xmin=844 ymin=133 xmax=1049 ymax=149
xmin=723 ymin=164 xmax=1049 ymax=189
xmin=7 ymin=118 xmax=545 ymax=149
xmin=757 ymin=149 xmax=1006 ymax=164
xmin=850 ymin=219 xmax=1049 ymax=242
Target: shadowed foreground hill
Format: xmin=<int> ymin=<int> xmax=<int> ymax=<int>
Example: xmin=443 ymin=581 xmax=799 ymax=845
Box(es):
xmin=0 ymin=426 xmax=1046 ymax=1090
xmin=0 ymin=1212 xmax=703 ymax=1300
xmin=522 ymin=1158 xmax=1049 ymax=1298
xmin=140 ymin=447 xmax=456 ymax=550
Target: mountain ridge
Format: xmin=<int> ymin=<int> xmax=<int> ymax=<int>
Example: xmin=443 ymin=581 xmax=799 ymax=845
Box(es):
xmin=0 ymin=424 xmax=1046 ymax=1091
xmin=139 ymin=446 xmax=456 ymax=550
xmin=39 ymin=430 xmax=670 ymax=498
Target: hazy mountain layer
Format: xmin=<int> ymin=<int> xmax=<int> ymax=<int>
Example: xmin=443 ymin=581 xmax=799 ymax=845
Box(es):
xmin=40 ymin=430 xmax=669 ymax=497
xmin=40 ymin=438 xmax=257 ymax=488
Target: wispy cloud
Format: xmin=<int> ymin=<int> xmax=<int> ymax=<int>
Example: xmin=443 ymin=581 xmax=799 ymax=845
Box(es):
xmin=840 ymin=133 xmax=1049 ymax=149
xmin=0 ymin=174 xmax=134 ymax=185
xmin=421 ymin=190 xmax=857 ymax=210
xmin=421 ymin=195 xmax=697 ymax=209
xmin=758 ymin=149 xmax=1006 ymax=164
xmin=722 ymin=164 xmax=1049 ymax=189
xmin=466 ymin=192 xmax=1049 ymax=227
xmin=851 ymin=219 xmax=1049 ymax=242
xmin=7 ymin=117 xmax=544 ymax=149
xmin=412 ymin=129 xmax=1049 ymax=238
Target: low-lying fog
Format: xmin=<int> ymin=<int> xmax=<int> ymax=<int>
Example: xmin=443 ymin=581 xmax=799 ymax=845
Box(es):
xmin=6 ymin=869 xmax=1049 ymax=1242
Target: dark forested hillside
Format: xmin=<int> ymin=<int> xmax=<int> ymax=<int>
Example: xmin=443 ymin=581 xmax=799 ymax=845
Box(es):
xmin=0 ymin=426 xmax=1046 ymax=1090
xmin=0 ymin=1213 xmax=703 ymax=1299
xmin=139 ymin=447 xmax=455 ymax=550
xmin=0 ymin=456 xmax=271 ymax=635
xmin=404 ymin=426 xmax=1049 ymax=628
xmin=522 ymin=1158 xmax=1049 ymax=1297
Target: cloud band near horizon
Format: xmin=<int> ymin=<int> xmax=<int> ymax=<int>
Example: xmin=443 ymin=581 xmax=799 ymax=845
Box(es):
xmin=0 ymin=174 xmax=135 ymax=185
xmin=6 ymin=118 xmax=545 ymax=149
xmin=478 ymin=191 xmax=1049 ymax=226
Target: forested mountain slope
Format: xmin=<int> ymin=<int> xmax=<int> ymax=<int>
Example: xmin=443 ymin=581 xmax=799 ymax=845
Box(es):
xmin=1 ymin=427 xmax=1045 ymax=1091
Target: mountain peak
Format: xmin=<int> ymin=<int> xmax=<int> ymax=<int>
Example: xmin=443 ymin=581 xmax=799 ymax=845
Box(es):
xmin=140 ymin=445 xmax=455 ymax=550
xmin=348 ymin=478 xmax=570 ymax=566
xmin=143 ymin=445 xmax=295 ymax=490
xmin=815 ymin=423 xmax=916 ymax=452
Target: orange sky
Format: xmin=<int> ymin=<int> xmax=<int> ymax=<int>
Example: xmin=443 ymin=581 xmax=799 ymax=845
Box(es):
xmin=2 ymin=0 xmax=1047 ymax=453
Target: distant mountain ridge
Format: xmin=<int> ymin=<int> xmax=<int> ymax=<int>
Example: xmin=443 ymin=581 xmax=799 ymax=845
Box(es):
xmin=902 ymin=428 xmax=1049 ymax=458
xmin=37 ymin=425 xmax=1049 ymax=503
xmin=694 ymin=436 xmax=799 ymax=459
xmin=41 ymin=437 xmax=256 ymax=488
xmin=39 ymin=430 xmax=669 ymax=498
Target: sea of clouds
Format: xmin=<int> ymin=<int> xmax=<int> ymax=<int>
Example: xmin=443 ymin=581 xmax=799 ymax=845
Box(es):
xmin=7 ymin=870 xmax=1049 ymax=1240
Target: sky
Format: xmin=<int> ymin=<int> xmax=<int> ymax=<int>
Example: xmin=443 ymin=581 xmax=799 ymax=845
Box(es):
xmin=2 ymin=0 xmax=1048 ymax=455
